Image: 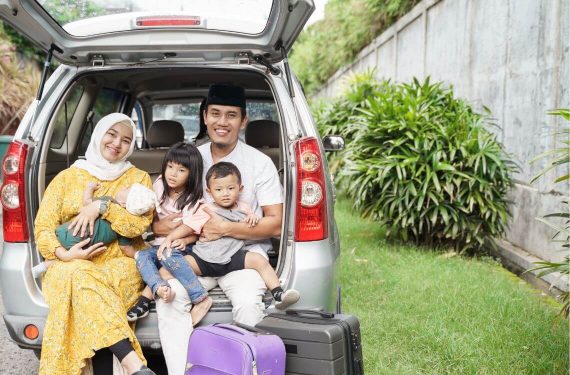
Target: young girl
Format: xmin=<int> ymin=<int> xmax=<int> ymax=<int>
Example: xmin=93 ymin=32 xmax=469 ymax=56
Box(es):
xmin=127 ymin=142 xmax=213 ymax=325
xmin=159 ymin=162 xmax=300 ymax=310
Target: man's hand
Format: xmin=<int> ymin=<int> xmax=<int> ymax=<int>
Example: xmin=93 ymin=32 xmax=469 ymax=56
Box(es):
xmin=164 ymin=213 xmax=183 ymax=230
xmin=201 ymin=206 xmax=228 ymax=242
xmin=55 ymin=238 xmax=107 ymax=261
xmin=153 ymin=212 xmax=183 ymax=236
xmin=68 ymin=200 xmax=101 ymax=237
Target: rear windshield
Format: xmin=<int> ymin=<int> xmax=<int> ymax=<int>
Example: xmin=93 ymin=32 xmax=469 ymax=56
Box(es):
xmin=37 ymin=0 xmax=273 ymax=37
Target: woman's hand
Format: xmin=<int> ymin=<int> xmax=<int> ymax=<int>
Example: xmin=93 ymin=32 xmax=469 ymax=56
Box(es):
xmin=55 ymin=238 xmax=107 ymax=262
xmin=68 ymin=200 xmax=101 ymax=237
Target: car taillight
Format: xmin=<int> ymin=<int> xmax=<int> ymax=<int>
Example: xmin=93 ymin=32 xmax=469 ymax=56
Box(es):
xmin=295 ymin=137 xmax=328 ymax=242
xmin=136 ymin=16 xmax=201 ymax=27
xmin=1 ymin=141 xmax=29 ymax=242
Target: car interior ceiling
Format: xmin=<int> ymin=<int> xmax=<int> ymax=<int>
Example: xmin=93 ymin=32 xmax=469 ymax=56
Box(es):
xmin=42 ymin=67 xmax=281 ymax=182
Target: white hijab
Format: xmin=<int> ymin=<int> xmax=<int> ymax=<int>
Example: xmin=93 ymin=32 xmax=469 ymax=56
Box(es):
xmin=73 ymin=113 xmax=137 ymax=181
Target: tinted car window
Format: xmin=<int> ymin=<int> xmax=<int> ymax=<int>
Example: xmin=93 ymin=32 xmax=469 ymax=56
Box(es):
xmin=153 ymin=102 xmax=201 ymax=142
xmin=49 ymin=84 xmax=85 ymax=148
xmin=78 ymin=88 xmax=126 ymax=155
xmin=247 ymin=101 xmax=278 ymax=122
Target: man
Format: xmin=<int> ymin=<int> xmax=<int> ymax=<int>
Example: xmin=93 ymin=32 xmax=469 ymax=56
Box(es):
xmin=155 ymin=84 xmax=283 ymax=375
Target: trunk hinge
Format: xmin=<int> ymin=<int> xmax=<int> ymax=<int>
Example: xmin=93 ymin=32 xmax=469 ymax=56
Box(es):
xmin=36 ymin=44 xmax=63 ymax=101
xmin=280 ymin=46 xmax=295 ymax=98
xmin=236 ymin=52 xmax=251 ymax=65
xmin=91 ymin=54 xmax=105 ymax=67
xmin=253 ymin=54 xmax=281 ymax=76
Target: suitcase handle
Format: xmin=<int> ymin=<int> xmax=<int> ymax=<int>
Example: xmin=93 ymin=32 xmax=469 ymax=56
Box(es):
xmin=285 ymin=309 xmax=335 ymax=319
xmin=213 ymin=323 xmax=272 ymax=336
xmin=212 ymin=323 xmax=248 ymax=336
xmin=234 ymin=322 xmax=273 ymax=335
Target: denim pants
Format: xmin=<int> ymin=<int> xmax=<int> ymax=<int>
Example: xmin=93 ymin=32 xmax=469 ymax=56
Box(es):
xmin=135 ymin=245 xmax=208 ymax=303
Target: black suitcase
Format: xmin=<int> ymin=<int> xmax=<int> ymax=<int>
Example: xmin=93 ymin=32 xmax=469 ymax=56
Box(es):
xmin=255 ymin=309 xmax=364 ymax=375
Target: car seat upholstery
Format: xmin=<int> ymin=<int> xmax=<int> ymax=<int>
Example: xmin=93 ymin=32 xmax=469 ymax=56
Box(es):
xmin=245 ymin=119 xmax=281 ymax=169
xmin=130 ymin=120 xmax=185 ymax=180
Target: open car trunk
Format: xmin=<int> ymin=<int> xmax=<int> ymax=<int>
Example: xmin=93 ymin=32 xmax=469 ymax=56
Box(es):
xmin=0 ymin=0 xmax=314 ymax=65
xmin=34 ymin=65 xmax=289 ymax=311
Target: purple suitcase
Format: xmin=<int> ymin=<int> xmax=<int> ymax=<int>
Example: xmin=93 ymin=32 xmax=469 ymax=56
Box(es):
xmin=185 ymin=323 xmax=286 ymax=375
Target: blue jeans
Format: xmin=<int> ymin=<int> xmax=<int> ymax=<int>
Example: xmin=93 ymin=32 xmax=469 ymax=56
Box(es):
xmin=135 ymin=245 xmax=208 ymax=303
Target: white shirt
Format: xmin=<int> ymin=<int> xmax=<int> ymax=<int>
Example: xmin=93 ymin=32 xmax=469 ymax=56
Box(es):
xmin=198 ymin=141 xmax=283 ymax=253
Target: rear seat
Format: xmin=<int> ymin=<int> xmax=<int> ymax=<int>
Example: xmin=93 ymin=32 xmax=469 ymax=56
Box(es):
xmin=245 ymin=119 xmax=282 ymax=265
xmin=245 ymin=119 xmax=281 ymax=170
xmin=130 ymin=120 xmax=185 ymax=180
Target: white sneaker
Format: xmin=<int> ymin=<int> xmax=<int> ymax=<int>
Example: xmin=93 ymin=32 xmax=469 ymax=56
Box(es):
xmin=275 ymin=289 xmax=300 ymax=310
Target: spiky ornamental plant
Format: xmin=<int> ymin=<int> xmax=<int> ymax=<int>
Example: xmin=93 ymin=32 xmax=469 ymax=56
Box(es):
xmin=340 ymin=77 xmax=516 ymax=254
xmin=313 ymin=70 xmax=384 ymax=178
xmin=530 ymin=109 xmax=569 ymax=318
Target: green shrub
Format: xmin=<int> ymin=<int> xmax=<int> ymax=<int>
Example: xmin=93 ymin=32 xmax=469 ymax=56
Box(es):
xmin=313 ymin=70 xmax=383 ymax=176
xmin=319 ymin=74 xmax=516 ymax=253
xmin=530 ymin=109 xmax=569 ymax=318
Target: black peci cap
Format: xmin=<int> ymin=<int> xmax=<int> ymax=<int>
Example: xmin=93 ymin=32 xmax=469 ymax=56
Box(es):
xmin=206 ymin=84 xmax=246 ymax=109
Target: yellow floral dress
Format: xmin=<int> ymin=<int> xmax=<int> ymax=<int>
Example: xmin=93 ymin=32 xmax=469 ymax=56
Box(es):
xmin=34 ymin=166 xmax=153 ymax=375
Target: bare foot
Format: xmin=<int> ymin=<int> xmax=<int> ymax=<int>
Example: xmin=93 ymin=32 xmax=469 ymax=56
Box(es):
xmin=190 ymin=296 xmax=213 ymax=326
xmin=156 ymin=284 xmax=176 ymax=303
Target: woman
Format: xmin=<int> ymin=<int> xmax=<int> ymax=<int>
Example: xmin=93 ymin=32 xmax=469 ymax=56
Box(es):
xmin=34 ymin=113 xmax=156 ymax=375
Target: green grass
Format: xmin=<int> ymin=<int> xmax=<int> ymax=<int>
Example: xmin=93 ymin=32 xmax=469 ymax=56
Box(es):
xmin=335 ymin=199 xmax=569 ymax=374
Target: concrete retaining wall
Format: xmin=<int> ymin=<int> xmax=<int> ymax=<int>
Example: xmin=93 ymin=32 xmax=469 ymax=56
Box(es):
xmin=316 ymin=0 xmax=569 ymax=266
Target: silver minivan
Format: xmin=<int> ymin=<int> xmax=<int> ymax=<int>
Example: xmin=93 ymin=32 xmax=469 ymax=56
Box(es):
xmin=0 ymin=0 xmax=343 ymax=355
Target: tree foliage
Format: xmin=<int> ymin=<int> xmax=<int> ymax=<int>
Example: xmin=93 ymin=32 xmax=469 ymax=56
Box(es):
xmin=1 ymin=0 xmax=104 ymax=64
xmin=291 ymin=0 xmax=420 ymax=94
xmin=0 ymin=32 xmax=40 ymax=134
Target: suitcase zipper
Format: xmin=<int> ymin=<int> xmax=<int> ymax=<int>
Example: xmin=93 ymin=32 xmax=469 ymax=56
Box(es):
xmin=243 ymin=341 xmax=258 ymax=375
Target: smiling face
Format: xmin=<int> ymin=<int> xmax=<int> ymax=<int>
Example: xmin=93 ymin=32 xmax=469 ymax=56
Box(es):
xmin=204 ymin=104 xmax=248 ymax=150
xmin=99 ymin=122 xmax=133 ymax=163
xmin=206 ymin=173 xmax=243 ymax=209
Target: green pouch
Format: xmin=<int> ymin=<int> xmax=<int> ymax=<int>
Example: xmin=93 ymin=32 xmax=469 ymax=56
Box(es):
xmin=56 ymin=218 xmax=121 ymax=249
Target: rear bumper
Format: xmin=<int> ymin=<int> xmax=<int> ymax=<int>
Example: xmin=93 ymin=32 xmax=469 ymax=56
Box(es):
xmin=285 ymin=240 xmax=339 ymax=312
xmin=1 ymin=240 xmax=339 ymax=350
xmin=3 ymin=314 xmax=45 ymax=349
xmin=3 ymin=288 xmax=271 ymax=351
xmin=3 ymin=309 xmax=236 ymax=351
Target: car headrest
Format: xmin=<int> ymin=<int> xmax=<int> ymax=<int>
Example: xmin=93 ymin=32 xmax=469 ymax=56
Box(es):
xmin=245 ymin=120 xmax=280 ymax=148
xmin=147 ymin=120 xmax=185 ymax=148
